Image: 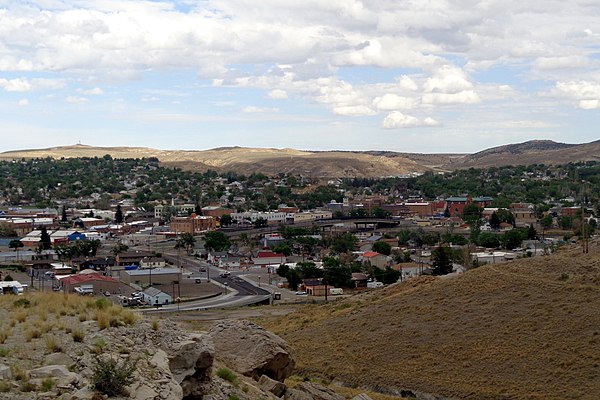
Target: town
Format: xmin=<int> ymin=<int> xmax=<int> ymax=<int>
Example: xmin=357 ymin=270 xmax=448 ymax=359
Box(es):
xmin=0 ymin=157 xmax=597 ymax=307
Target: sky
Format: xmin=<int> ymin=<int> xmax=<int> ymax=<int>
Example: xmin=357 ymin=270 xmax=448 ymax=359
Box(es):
xmin=0 ymin=0 xmax=599 ymax=154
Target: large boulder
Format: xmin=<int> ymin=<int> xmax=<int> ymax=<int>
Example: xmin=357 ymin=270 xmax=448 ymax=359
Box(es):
xmin=286 ymin=382 xmax=345 ymax=400
xmin=208 ymin=320 xmax=295 ymax=382
xmin=166 ymin=333 xmax=214 ymax=399
xmin=259 ymin=374 xmax=287 ymax=397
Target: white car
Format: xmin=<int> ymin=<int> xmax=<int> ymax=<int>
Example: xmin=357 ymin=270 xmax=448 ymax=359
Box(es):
xmin=295 ymin=291 xmax=308 ymax=296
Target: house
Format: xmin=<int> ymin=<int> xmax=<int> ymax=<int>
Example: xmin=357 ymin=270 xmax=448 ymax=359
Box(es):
xmin=361 ymin=251 xmax=389 ymax=269
xmin=140 ymin=257 xmax=166 ymax=269
xmin=392 ymin=262 xmax=423 ymax=279
xmin=208 ymin=251 xmax=229 ymax=265
xmin=143 ymin=287 xmax=172 ymax=306
xmin=253 ymin=251 xmax=286 ymax=267
xmin=115 ymin=250 xmax=155 ymax=266
xmin=351 ymin=273 xmax=368 ymax=288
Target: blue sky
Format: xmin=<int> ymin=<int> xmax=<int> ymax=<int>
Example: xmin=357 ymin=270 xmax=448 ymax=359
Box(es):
xmin=0 ymin=0 xmax=599 ymax=154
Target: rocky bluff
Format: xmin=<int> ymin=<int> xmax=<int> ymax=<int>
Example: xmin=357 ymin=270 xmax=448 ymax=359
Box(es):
xmin=0 ymin=318 xmax=372 ymax=400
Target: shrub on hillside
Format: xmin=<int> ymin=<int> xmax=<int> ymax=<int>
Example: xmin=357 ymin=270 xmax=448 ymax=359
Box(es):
xmin=91 ymin=356 xmax=135 ymax=397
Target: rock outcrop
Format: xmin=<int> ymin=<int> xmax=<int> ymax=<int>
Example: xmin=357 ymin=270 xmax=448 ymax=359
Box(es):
xmin=208 ymin=320 xmax=295 ymax=382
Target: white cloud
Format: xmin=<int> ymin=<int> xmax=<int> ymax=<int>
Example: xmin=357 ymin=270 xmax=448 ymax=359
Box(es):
xmin=579 ymin=99 xmax=600 ymax=110
xmin=79 ymin=87 xmax=104 ymax=95
xmin=423 ymin=65 xmax=474 ymax=94
xmin=267 ymin=89 xmax=288 ymax=99
xmin=422 ymin=90 xmax=480 ymax=105
xmin=66 ymin=96 xmax=88 ymax=104
xmin=373 ymin=94 xmax=416 ymax=110
xmin=17 ymin=98 xmax=29 ymax=106
xmin=242 ymin=106 xmax=278 ymax=113
xmin=382 ymin=111 xmax=438 ymax=129
xmin=333 ymin=105 xmax=376 ymax=116
xmin=0 ymin=78 xmax=32 ymax=92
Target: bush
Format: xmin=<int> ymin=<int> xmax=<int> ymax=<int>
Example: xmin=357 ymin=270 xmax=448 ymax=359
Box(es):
xmin=41 ymin=377 xmax=55 ymax=391
xmin=217 ymin=367 xmax=237 ymax=383
xmin=92 ymin=356 xmax=135 ymax=397
xmin=13 ymin=298 xmax=30 ymax=308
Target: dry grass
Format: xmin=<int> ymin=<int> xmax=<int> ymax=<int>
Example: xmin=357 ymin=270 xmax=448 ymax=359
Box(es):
xmin=260 ymin=243 xmax=600 ymax=400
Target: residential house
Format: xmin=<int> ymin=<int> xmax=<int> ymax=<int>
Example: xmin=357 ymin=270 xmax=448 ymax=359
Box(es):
xmin=60 ymin=272 xmax=120 ymax=295
xmin=351 ymin=272 xmax=368 ymax=288
xmin=361 ymin=251 xmax=390 ymax=269
xmin=143 ymin=287 xmax=172 ymax=306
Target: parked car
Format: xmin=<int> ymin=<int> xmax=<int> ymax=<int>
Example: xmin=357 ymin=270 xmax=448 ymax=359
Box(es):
xmin=295 ymin=291 xmax=308 ymax=296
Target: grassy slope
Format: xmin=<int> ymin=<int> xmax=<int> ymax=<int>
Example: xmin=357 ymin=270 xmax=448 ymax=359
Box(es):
xmin=259 ymin=243 xmax=600 ymax=400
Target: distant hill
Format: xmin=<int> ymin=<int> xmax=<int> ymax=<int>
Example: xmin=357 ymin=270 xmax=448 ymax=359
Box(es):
xmin=445 ymin=139 xmax=600 ymax=169
xmin=1 ymin=139 xmax=599 ymax=177
xmin=260 ymin=242 xmax=600 ymax=399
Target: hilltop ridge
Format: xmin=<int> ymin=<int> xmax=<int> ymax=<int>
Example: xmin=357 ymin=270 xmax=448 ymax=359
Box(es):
xmin=1 ymin=139 xmax=599 ymax=178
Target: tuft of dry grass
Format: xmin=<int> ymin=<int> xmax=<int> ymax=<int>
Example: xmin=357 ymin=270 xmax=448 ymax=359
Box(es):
xmin=44 ymin=335 xmax=63 ymax=353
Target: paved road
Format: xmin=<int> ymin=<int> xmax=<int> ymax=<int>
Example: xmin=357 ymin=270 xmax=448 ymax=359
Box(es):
xmin=143 ymin=251 xmax=271 ymax=313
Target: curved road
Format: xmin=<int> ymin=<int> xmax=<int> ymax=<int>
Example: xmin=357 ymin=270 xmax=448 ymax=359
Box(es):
xmin=142 ymin=252 xmax=271 ymax=314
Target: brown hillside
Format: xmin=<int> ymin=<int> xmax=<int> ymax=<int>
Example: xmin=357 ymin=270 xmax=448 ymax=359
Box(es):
xmin=0 ymin=144 xmax=430 ymax=178
xmin=447 ymin=140 xmax=600 ymax=169
xmin=1 ymin=139 xmax=599 ymax=177
xmin=259 ymin=243 xmax=600 ymax=400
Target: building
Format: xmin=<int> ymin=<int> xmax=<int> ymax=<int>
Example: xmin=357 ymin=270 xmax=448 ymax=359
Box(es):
xmin=201 ymin=206 xmax=234 ymax=218
xmin=154 ymin=203 xmax=196 ymax=219
xmin=121 ymin=267 xmax=182 ymax=286
xmin=60 ymin=273 xmax=120 ymax=295
xmin=253 ymin=251 xmax=286 ymax=266
xmin=142 ymin=287 xmax=172 ymax=306
xmin=361 ymin=251 xmax=390 ymax=269
xmin=231 ymin=211 xmax=287 ymax=224
xmin=170 ymin=215 xmax=216 ymax=235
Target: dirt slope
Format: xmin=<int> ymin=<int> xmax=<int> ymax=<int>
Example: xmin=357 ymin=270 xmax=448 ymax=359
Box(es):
xmin=259 ymin=243 xmax=600 ymax=399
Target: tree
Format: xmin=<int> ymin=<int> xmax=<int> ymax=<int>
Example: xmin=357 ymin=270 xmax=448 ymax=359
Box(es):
xmin=477 ymin=232 xmax=501 ymax=248
xmin=372 ymin=266 xmax=400 ymax=284
xmin=175 ymin=233 xmax=196 ymax=255
xmin=372 ymin=241 xmax=392 ymax=256
xmin=61 ymin=205 xmax=68 ymax=222
xmin=297 ymin=261 xmax=323 ymax=279
xmin=219 ymin=214 xmax=233 ymax=227
xmin=322 ymin=257 xmax=352 ymax=288
xmin=501 ymin=228 xmax=526 ymax=250
xmin=330 ymin=232 xmax=358 ymax=254
xmin=115 ymin=205 xmax=124 ymax=224
xmin=462 ymin=203 xmax=482 ymax=226
xmin=112 ymin=242 xmax=129 ymax=256
xmin=204 ymin=231 xmax=231 ymax=252
xmin=272 ymin=244 xmax=292 ymax=257
xmin=39 ymin=226 xmax=52 ymax=250
xmin=8 ymin=239 xmax=23 ymax=252
xmin=527 ymin=224 xmax=537 ymax=240
xmin=431 ymin=245 xmax=453 ymax=276
xmin=253 ymin=217 xmax=268 ymax=228
xmin=489 ymin=212 xmax=501 ymax=230
xmin=276 ymin=264 xmax=290 ymax=278
xmin=540 ymin=215 xmax=553 ymax=229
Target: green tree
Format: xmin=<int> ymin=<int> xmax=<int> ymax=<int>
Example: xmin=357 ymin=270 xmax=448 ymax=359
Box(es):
xmin=204 ymin=231 xmax=231 ymax=252
xmin=61 ymin=205 xmax=68 ymax=222
xmin=276 ymin=264 xmax=290 ymax=278
xmin=112 ymin=242 xmax=129 ymax=256
xmin=8 ymin=239 xmax=23 ymax=251
xmin=477 ymin=232 xmax=501 ymax=248
xmin=431 ymin=245 xmax=453 ymax=276
xmin=527 ymin=224 xmax=537 ymax=240
xmin=272 ymin=244 xmax=292 ymax=257
xmin=322 ymin=257 xmax=352 ymax=288
xmin=115 ymin=205 xmax=124 ymax=224
xmin=462 ymin=203 xmax=482 ymax=226
xmin=372 ymin=266 xmax=400 ymax=284
xmin=39 ymin=226 xmax=52 ymax=250
xmin=372 ymin=241 xmax=392 ymax=256
xmin=297 ymin=261 xmax=323 ymax=279
xmin=219 ymin=214 xmax=233 ymax=227
xmin=501 ymin=228 xmax=526 ymax=250
xmin=253 ymin=217 xmax=268 ymax=228
xmin=175 ymin=232 xmax=196 ymax=255
xmin=330 ymin=232 xmax=358 ymax=254
xmin=540 ymin=215 xmax=553 ymax=229
xmin=489 ymin=212 xmax=501 ymax=230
